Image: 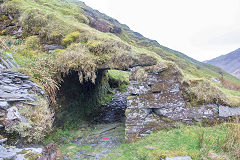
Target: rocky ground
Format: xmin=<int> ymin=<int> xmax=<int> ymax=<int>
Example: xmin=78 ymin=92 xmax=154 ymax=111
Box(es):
xmin=63 ymin=122 xmax=125 ymax=160
xmin=0 ymin=144 xmax=43 ymax=160
xmin=59 ymin=122 xmax=193 ymax=160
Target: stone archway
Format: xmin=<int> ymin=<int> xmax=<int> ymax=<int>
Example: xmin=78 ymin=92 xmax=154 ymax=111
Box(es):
xmin=54 ymin=69 xmax=127 ymax=128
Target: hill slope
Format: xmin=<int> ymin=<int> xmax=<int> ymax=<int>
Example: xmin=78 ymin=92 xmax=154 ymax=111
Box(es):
xmin=206 ymin=48 xmax=240 ymax=79
xmin=0 ymin=0 xmax=240 ymax=105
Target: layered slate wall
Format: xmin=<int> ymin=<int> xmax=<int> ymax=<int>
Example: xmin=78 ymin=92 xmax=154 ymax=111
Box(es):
xmin=125 ymin=63 xmax=240 ymax=142
xmin=125 ymin=64 xmax=185 ymax=142
xmin=0 ymin=53 xmax=53 ymax=143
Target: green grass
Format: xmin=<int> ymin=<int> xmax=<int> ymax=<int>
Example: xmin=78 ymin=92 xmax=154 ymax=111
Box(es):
xmin=106 ymin=124 xmax=235 ymax=160
xmin=60 ymin=143 xmax=94 ymax=158
xmin=62 ymin=31 xmax=80 ymax=47
xmin=108 ymin=70 xmax=130 ymax=84
xmin=45 ymin=123 xmax=240 ymax=160
xmin=108 ymin=69 xmax=130 ymax=92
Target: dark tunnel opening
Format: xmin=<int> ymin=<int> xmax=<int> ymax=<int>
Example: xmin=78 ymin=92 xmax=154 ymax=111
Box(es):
xmin=54 ymin=70 xmax=127 ymax=129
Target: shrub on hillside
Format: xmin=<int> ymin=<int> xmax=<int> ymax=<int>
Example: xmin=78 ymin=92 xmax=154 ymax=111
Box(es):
xmin=25 ymin=36 xmax=41 ymax=50
xmin=61 ymin=31 xmax=80 ymax=47
xmin=183 ymin=79 xmax=240 ymax=107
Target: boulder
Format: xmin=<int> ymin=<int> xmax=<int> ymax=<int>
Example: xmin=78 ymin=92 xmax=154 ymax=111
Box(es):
xmin=219 ymin=106 xmax=240 ymax=117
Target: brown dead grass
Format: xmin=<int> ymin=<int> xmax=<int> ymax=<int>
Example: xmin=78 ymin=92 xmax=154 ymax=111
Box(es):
xmin=222 ymin=118 xmax=240 ymax=159
xmin=220 ymin=78 xmax=240 ymax=92
xmin=0 ymin=37 xmax=9 ymax=50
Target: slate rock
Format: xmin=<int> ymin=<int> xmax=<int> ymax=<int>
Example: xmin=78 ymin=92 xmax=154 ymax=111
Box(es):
xmin=0 ymin=58 xmax=11 ymax=69
xmin=0 ymin=64 xmax=5 ymax=70
xmin=0 ymin=146 xmax=17 ymax=160
xmin=6 ymin=106 xmax=21 ymax=121
xmin=0 ymin=101 xmax=9 ymax=109
xmin=0 ymin=145 xmax=42 ymax=160
xmin=43 ymin=44 xmax=63 ymax=52
xmin=0 ymin=85 xmax=19 ymax=92
xmin=219 ymin=106 xmax=240 ymax=117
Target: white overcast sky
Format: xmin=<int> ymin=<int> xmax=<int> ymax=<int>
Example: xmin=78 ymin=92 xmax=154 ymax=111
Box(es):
xmin=81 ymin=0 xmax=240 ymax=61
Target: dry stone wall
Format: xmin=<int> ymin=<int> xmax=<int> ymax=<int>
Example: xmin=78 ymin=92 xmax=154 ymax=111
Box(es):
xmin=125 ymin=64 xmax=240 ymax=142
xmin=0 ymin=52 xmax=53 ymax=145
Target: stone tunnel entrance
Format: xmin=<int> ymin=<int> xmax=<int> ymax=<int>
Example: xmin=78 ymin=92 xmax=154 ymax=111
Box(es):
xmin=53 ymin=63 xmax=187 ymax=144
xmin=51 ymin=69 xmax=128 ymax=157
xmin=54 ymin=69 xmax=128 ymax=128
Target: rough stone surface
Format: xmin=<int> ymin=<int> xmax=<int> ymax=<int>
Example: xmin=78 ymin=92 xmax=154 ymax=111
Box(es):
xmin=0 ymin=70 xmax=43 ymax=104
xmin=99 ymin=91 xmax=128 ymax=123
xmin=125 ymin=64 xmax=240 ymax=142
xmin=0 ymin=53 xmax=19 ymax=70
xmin=0 ymin=101 xmax=9 ymax=110
xmin=125 ymin=65 xmax=186 ymax=142
xmin=0 ymin=53 xmax=47 ymax=144
xmin=219 ymin=106 xmax=240 ymax=117
xmin=0 ymin=69 xmax=44 ymax=128
xmin=5 ymin=107 xmax=21 ymax=121
xmin=0 ymin=145 xmax=43 ymax=160
xmin=43 ymin=44 xmax=63 ymax=53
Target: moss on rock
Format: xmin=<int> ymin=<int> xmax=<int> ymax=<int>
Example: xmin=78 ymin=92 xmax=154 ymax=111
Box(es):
xmin=61 ymin=31 xmax=80 ymax=47
xmin=4 ymin=96 xmax=53 ymax=143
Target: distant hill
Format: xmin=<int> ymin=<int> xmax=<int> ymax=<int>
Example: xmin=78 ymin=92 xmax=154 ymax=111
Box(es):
xmin=205 ymin=48 xmax=240 ymax=79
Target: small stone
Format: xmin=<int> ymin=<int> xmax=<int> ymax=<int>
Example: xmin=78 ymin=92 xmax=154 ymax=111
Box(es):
xmin=144 ymin=145 xmax=155 ymax=150
xmin=6 ymin=106 xmax=21 ymax=121
xmin=2 ymin=79 xmax=12 ymax=84
xmin=0 ymin=138 xmax=7 ymax=144
xmin=43 ymin=44 xmax=63 ymax=52
xmin=0 ymin=101 xmax=9 ymax=109
xmin=0 ymin=64 xmax=5 ymax=70
xmin=210 ymin=78 xmax=220 ymax=83
xmin=165 ymin=156 xmax=192 ymax=160
xmin=0 ymin=58 xmax=11 ymax=69
xmin=0 ymin=93 xmax=23 ymax=99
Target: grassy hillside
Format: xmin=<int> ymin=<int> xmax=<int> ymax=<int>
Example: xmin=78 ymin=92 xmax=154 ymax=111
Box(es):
xmin=1 ymin=1 xmax=240 ymax=159
xmin=0 ymin=0 xmax=240 ymax=106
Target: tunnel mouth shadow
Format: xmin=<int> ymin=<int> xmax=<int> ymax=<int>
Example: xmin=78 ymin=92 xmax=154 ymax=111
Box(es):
xmin=53 ymin=70 xmax=127 ymax=129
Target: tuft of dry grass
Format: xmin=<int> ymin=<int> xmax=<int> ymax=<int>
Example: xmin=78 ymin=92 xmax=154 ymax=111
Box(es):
xmin=220 ymin=78 xmax=240 ymax=93
xmin=4 ymin=97 xmax=54 ymax=142
xmin=182 ymin=78 xmax=240 ymax=107
xmin=26 ymin=43 xmax=97 ymax=105
xmin=222 ymin=119 xmax=240 ymax=159
xmin=0 ymin=37 xmax=9 ymax=50
xmin=183 ymin=79 xmax=226 ymax=106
